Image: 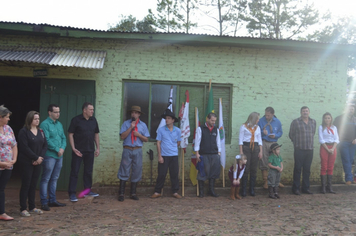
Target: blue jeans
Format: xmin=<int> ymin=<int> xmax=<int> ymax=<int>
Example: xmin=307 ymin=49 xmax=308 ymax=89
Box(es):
xmin=338 ymin=141 xmax=356 ymax=182
xmin=40 ymin=156 xmax=63 ymax=205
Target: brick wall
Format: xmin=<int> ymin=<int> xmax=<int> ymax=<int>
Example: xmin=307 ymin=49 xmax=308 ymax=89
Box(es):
xmin=0 ymin=35 xmax=349 ymax=187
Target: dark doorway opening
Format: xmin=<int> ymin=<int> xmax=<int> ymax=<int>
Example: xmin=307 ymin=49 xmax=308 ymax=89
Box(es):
xmin=0 ymin=77 xmax=41 ymax=187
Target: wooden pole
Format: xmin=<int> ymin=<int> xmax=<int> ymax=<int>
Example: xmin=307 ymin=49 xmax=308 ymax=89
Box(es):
xmin=208 ymin=79 xmax=212 ymax=91
xmin=181 ymin=101 xmax=185 ymax=197
xmin=182 ymin=149 xmax=185 ymax=196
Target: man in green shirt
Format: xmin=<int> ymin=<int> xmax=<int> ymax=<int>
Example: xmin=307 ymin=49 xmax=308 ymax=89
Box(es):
xmin=39 ymin=104 xmax=67 ymax=211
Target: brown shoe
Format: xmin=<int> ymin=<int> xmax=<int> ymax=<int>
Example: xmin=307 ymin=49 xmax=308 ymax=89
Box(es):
xmin=172 ymin=193 xmax=182 ymax=199
xmin=346 ymin=181 xmax=352 ymax=185
xmin=150 ymin=193 xmax=161 ymax=198
xmin=279 ymin=182 xmax=285 ymax=188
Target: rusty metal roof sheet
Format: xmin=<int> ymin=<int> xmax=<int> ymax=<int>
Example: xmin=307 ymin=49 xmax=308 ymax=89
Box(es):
xmin=0 ymin=46 xmax=106 ymax=69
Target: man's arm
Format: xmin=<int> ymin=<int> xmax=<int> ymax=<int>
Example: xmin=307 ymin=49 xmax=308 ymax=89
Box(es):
xmin=68 ymin=133 xmax=82 ymax=157
xmin=156 ymin=140 xmax=163 ymax=163
xmin=194 ymin=127 xmax=202 ymax=161
xmin=94 ymin=133 xmax=100 ymax=157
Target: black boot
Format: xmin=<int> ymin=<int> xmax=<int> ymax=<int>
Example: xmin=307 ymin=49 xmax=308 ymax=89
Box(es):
xmin=198 ymin=180 xmax=204 ymax=198
xmin=240 ymin=176 xmax=247 ymax=197
xmin=130 ymin=182 xmax=139 ymax=200
xmin=208 ymin=179 xmax=219 ymax=197
xmin=327 ymin=175 xmax=336 ymax=194
xmin=320 ymin=175 xmax=326 ymax=194
xmin=118 ymin=179 xmax=126 ymax=202
xmin=249 ymin=176 xmax=256 ymax=196
xmin=273 ymin=186 xmax=280 ymax=198
xmin=268 ymin=186 xmax=276 ymax=199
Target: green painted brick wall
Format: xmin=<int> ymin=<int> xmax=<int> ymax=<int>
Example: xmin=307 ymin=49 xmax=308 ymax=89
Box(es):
xmin=0 ymin=34 xmax=349 ymax=187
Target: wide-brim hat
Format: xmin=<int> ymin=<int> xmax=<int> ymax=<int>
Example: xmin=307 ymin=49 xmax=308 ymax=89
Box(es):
xmin=128 ymin=106 xmax=144 ymax=114
xmin=270 ymin=143 xmax=282 ymax=152
xmin=161 ymin=109 xmax=179 ymax=122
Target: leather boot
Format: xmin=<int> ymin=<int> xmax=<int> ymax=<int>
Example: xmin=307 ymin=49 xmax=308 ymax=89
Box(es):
xmin=249 ymin=176 xmax=256 ymax=196
xmin=273 ymin=186 xmax=280 ymax=198
xmin=241 ymin=176 xmax=247 ymax=197
xmin=262 ymin=170 xmax=268 ymax=189
xmin=327 ymin=175 xmax=336 ymax=194
xmin=320 ymin=175 xmax=326 ymax=194
xmin=235 ymin=186 xmax=241 ymax=200
xmin=198 ymin=180 xmax=204 ymax=198
xmin=130 ymin=182 xmax=139 ymax=200
xmin=118 ymin=179 xmax=126 ymax=202
xmin=208 ymin=179 xmax=219 ymax=197
xmin=230 ymin=186 xmax=236 ymax=200
xmin=269 ymin=186 xmax=276 ymax=199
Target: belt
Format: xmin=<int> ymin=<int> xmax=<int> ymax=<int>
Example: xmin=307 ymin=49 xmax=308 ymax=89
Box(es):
xmin=243 ymin=142 xmax=258 ymax=146
xmin=325 ymin=143 xmax=334 ymax=146
xmin=124 ymin=146 xmax=142 ymax=150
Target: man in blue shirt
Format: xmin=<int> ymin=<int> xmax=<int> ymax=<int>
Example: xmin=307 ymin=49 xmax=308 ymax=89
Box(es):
xmin=151 ymin=109 xmax=182 ymax=199
xmin=118 ymin=106 xmax=150 ymax=202
xmin=258 ymin=107 xmax=283 ymax=189
xmin=40 ymin=104 xmax=67 ymax=211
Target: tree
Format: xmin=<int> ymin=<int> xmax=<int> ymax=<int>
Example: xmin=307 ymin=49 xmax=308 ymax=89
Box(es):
xmin=179 ymin=0 xmax=199 ymax=33
xmin=108 ymin=15 xmax=156 ymax=32
xmin=148 ymin=0 xmax=183 ymax=32
xmin=242 ymin=0 xmax=319 ymax=39
xmin=200 ymin=0 xmax=247 ymax=36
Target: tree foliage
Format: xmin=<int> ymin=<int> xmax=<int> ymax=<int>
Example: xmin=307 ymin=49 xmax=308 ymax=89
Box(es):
xmin=242 ymin=0 xmax=319 ymax=39
xmin=108 ymin=14 xmax=156 ymax=32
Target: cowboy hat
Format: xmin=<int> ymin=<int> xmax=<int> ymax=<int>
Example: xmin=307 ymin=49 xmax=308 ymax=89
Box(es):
xmin=161 ymin=109 xmax=179 ymax=122
xmin=128 ymin=106 xmax=144 ymax=114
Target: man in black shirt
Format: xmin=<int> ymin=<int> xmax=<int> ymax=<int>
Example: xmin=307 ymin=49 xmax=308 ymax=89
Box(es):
xmin=68 ymin=102 xmax=100 ymax=202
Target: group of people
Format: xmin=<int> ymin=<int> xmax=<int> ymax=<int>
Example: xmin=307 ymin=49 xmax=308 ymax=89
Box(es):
xmin=0 ymin=101 xmax=354 ymax=220
xmin=0 ymin=102 xmax=100 ymax=220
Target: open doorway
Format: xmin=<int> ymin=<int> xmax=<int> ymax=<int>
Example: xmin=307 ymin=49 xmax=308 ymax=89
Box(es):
xmin=0 ymin=77 xmax=41 ymax=187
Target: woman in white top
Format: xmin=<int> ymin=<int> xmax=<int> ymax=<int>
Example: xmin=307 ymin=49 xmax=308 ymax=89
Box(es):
xmin=318 ymin=112 xmax=339 ymax=194
xmin=239 ymin=112 xmax=263 ymax=197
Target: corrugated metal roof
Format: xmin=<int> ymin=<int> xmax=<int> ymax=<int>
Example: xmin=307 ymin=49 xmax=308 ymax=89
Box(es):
xmin=0 ymin=21 xmax=347 ymax=45
xmin=0 ymin=46 xmax=106 ymax=69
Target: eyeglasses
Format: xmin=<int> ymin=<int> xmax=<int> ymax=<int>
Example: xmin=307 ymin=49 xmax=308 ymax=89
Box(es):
xmin=52 ymin=112 xmax=60 ymax=114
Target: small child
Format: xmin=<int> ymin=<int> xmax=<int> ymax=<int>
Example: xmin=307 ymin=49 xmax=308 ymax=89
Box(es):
xmin=228 ymin=154 xmax=247 ymax=200
xmin=268 ymin=143 xmax=283 ymax=199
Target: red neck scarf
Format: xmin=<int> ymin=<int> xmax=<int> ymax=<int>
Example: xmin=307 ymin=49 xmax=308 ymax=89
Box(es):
xmin=326 ymin=126 xmax=334 ymax=135
xmin=131 ymin=118 xmax=139 ymax=144
xmin=205 ymin=122 xmax=214 ymax=132
xmin=245 ymin=124 xmax=258 ymax=150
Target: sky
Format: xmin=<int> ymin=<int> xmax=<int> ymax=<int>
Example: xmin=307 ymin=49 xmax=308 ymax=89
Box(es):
xmin=1 ymin=0 xmax=356 ymax=32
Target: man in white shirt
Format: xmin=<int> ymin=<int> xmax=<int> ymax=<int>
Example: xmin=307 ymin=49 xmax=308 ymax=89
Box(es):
xmin=195 ymin=113 xmax=221 ymax=198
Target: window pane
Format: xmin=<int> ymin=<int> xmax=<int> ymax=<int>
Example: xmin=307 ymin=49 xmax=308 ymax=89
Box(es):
xmin=150 ymin=84 xmax=177 ymax=139
xmin=123 ymin=82 xmax=149 ymax=125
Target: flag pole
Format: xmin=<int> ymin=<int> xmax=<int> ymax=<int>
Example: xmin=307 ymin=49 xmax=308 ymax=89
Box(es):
xmin=220 ymin=97 xmax=225 ymax=188
xmin=209 ymin=79 xmax=212 ymax=91
xmin=195 ymin=107 xmax=199 ymax=196
xmin=181 ymin=102 xmax=185 ymax=197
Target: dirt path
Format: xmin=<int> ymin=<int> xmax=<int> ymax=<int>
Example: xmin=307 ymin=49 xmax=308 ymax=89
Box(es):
xmin=1 ymin=188 xmax=356 ymax=235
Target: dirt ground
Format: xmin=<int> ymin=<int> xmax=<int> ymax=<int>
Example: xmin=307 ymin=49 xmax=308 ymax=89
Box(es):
xmin=1 ymin=185 xmax=356 ymax=236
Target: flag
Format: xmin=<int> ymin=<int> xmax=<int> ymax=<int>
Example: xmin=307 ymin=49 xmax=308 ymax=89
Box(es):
xmin=180 ymin=90 xmax=190 ymax=150
xmin=219 ymin=98 xmax=226 ymax=168
xmin=190 ymin=107 xmax=200 ymax=186
xmin=156 ymin=86 xmax=173 ymax=133
xmin=205 ymin=85 xmax=214 ymax=118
